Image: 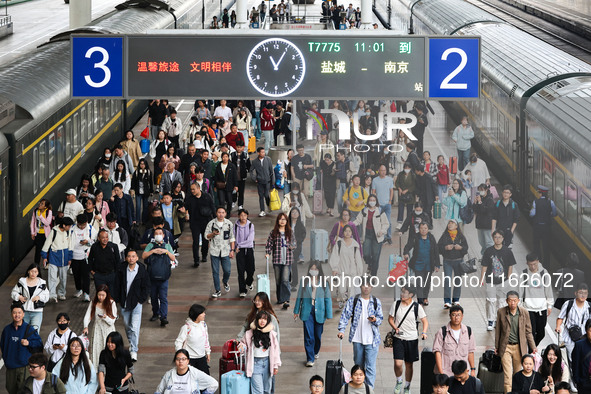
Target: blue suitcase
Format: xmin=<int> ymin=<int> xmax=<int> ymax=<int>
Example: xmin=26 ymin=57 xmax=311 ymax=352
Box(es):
xmin=257 ymin=256 xmax=270 ymax=298
xmin=311 ymin=225 xmax=329 ymax=263
xmin=221 ymin=352 xmax=250 ymax=394
xmin=140 ymin=138 xmax=150 ymax=154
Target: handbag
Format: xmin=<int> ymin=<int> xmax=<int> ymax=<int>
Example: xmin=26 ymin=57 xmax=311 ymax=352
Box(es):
xmin=140 ymin=126 xmax=149 ymax=139
xmin=304 ymin=169 xmax=314 ymax=181
xmin=215 ymin=181 xmax=226 ymax=190
xmin=482 ymin=349 xmax=503 ymax=373
xmin=383 ymin=331 xmax=395 ymax=348
xmin=399 ymin=192 xmax=413 ymax=205
xmin=567 ymin=325 xmax=584 ymax=342
xmin=459 ymin=257 xmax=477 ymax=275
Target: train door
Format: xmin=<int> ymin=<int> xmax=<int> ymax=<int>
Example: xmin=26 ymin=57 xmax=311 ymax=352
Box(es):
xmin=0 ymin=170 xmax=9 ymax=281
xmin=513 ymin=116 xmax=520 ymax=189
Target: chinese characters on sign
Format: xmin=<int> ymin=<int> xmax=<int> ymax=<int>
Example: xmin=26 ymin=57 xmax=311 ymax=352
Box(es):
xmin=399 ymin=42 xmax=412 ymax=54
xmin=320 ymin=61 xmax=347 ymax=74
xmin=384 ymin=61 xmax=409 ymax=74
xmin=136 ymin=61 xmax=233 ymax=73
xmin=190 ymin=61 xmax=233 ymax=72
xmin=137 ymin=61 xmax=180 ymax=72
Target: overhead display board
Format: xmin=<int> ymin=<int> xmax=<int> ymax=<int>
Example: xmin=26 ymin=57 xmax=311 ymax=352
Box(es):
xmin=71 ymin=33 xmax=480 ymax=100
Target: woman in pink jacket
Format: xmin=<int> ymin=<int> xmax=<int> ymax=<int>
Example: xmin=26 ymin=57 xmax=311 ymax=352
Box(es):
xmin=30 ymin=199 xmax=53 ymax=265
xmin=238 ymin=310 xmax=281 ymax=394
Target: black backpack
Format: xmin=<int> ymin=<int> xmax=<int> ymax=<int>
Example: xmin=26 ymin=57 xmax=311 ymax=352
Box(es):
xmin=459 ymin=194 xmax=474 ymax=224
xmin=146 ymin=243 xmax=172 ymax=281
xmin=351 ymin=294 xmax=377 ymax=323
xmin=24 ymin=323 xmax=43 ymax=354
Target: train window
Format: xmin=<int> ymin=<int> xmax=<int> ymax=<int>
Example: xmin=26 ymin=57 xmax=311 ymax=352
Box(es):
xmin=87 ymin=102 xmax=94 ymax=140
xmin=32 ymin=147 xmax=38 ymax=193
xmin=491 ymin=105 xmax=498 ymax=140
xmin=2 ymin=176 xmax=7 ymax=224
xmin=554 ymin=167 xmax=565 ymax=215
xmin=73 ymin=113 xmax=80 ymax=151
xmin=48 ymin=133 xmax=55 ymax=177
xmin=105 ymin=101 xmax=110 ymax=126
xmin=113 ymin=100 xmax=120 ymax=116
xmin=98 ymin=100 xmax=105 ymax=129
xmin=93 ymin=101 xmax=99 ymax=135
xmin=497 ymin=112 xmax=505 ymax=144
xmin=543 ymin=156 xmax=552 ymax=194
xmin=65 ymin=119 xmax=72 ymax=161
xmin=80 ymin=107 xmax=87 ymax=145
xmin=57 ymin=126 xmax=65 ymax=168
xmin=39 ymin=141 xmax=46 ymax=188
xmin=566 ymin=181 xmax=578 ymax=227
xmin=582 ymin=193 xmax=591 ymax=247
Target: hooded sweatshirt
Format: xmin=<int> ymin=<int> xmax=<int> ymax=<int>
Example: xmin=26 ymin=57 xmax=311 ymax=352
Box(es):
xmin=234 ymin=219 xmax=255 ymax=249
xmin=520 ymin=263 xmax=555 ymax=312
xmin=40 ymin=228 xmax=74 ymax=266
xmin=174 ymin=318 xmax=211 ymax=359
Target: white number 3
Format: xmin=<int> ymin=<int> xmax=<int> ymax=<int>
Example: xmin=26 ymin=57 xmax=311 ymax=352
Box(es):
xmin=440 ymin=48 xmax=467 ymax=90
xmin=84 ymin=46 xmax=111 ymax=88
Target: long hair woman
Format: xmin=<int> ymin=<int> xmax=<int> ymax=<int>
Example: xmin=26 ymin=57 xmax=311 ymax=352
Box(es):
xmin=237 ymin=292 xmax=280 ymax=343
xmin=265 ymin=213 xmax=296 ymax=310
xmin=82 ymin=284 xmax=117 ymax=368
xmin=98 ymin=331 xmax=133 ymax=394
xmin=54 ymin=336 xmax=98 ymax=393
xmin=10 ymin=263 xmax=49 ymax=332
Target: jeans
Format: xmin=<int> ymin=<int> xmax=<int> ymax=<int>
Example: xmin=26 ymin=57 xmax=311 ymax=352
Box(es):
xmin=252 ymin=111 xmax=261 ymax=139
xmin=211 ymin=255 xmax=232 ymax=292
xmin=190 ymin=222 xmax=208 ymax=263
xmin=336 ymin=181 xmax=347 ymax=213
xmin=135 ymin=194 xmax=149 ymax=224
xmin=477 ymin=229 xmax=494 ymax=256
xmin=362 ymin=232 xmax=383 ymax=277
xmin=24 ymin=311 xmax=43 ymax=333
xmin=48 ymin=264 xmax=68 ymax=298
xmin=443 ymin=259 xmax=463 ymax=304
xmin=381 ymin=203 xmax=392 ymax=239
xmin=149 ymin=125 xmax=161 ymax=140
xmin=397 ymin=203 xmax=413 ymax=223
xmin=352 ymin=343 xmax=379 ymax=387
xmin=263 ymin=129 xmax=273 ymax=153
xmin=93 ymin=271 xmax=116 ymax=296
xmin=121 ymin=304 xmax=142 ymax=353
xmin=251 ymin=357 xmax=272 ymax=394
xmin=150 ymin=279 xmax=169 ymax=319
xmin=273 ymin=264 xmax=291 ymax=304
xmin=303 ymin=312 xmax=324 ymax=363
xmin=438 ymin=184 xmax=448 ymax=203
xmin=236 ymin=248 xmax=255 ymax=293
xmin=238 ymin=130 xmax=249 ymax=147
xmin=71 ymin=259 xmax=90 ymax=295
xmin=257 ymin=182 xmax=271 ymax=212
xmin=457 ymin=148 xmax=471 ymax=172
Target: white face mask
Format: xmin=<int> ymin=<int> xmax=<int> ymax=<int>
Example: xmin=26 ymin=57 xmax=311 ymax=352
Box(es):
xmin=479 ymin=191 xmax=486 ymax=196
xmin=154 ymin=234 xmax=164 ymax=242
xmin=292 ymin=190 xmax=299 ymax=195
xmin=105 ymin=153 xmax=111 ymax=158
xmin=404 ymin=169 xmax=410 ymax=174
xmin=309 ymin=270 xmax=319 ymax=276
xmin=368 ymin=201 xmax=376 ymax=207
xmin=415 ymin=210 xmax=422 ymax=215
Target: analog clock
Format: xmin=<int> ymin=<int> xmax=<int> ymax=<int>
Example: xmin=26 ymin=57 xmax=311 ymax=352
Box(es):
xmin=246 ymin=38 xmax=306 ymax=97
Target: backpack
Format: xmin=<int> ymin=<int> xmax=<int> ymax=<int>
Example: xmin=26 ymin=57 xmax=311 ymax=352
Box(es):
xmin=441 ymin=325 xmax=472 ymax=341
xmin=347 ymin=186 xmax=366 ymax=202
xmin=146 ymin=243 xmax=172 ymax=281
xmin=24 ymin=323 xmax=43 ymax=354
xmin=351 ymin=294 xmax=377 ymax=323
xmin=459 ymin=193 xmax=474 ymax=224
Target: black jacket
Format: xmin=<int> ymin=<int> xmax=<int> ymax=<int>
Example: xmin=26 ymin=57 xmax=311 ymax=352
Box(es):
xmin=88 ymin=242 xmax=121 ymax=274
xmin=404 ymin=232 xmax=440 ymax=271
xmin=214 ymin=162 xmax=238 ymax=191
xmin=113 ymin=262 xmax=150 ymax=311
xmin=109 ymin=194 xmax=135 ymax=227
xmin=493 ymin=198 xmax=520 ymax=230
xmin=400 ymin=212 xmax=432 ymax=234
xmin=180 ymin=152 xmax=200 ymax=175
xmin=437 ymin=230 xmax=468 ymax=261
xmin=415 ymin=173 xmax=438 ymax=207
xmin=131 ymin=169 xmax=154 ymax=196
xmin=231 ymin=151 xmax=251 ymax=180
xmin=472 ymin=192 xmax=495 ymax=230
xmin=185 ymin=192 xmax=215 ymax=225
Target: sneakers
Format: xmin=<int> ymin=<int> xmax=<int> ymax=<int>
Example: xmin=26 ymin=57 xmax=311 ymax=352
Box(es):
xmin=83 ymin=293 xmax=90 ymax=302
xmin=212 ymin=291 xmax=222 ymax=298
xmin=130 ymin=351 xmax=138 ymax=362
xmin=150 ymin=314 xmax=160 ymax=322
xmin=403 ymin=388 xmax=411 ymax=394
xmin=238 ymin=205 xmax=243 ymax=210
xmin=487 ymin=321 xmax=494 ymax=331
xmin=239 ymin=292 xmax=247 ymax=298
xmin=50 ymin=297 xmax=58 ymax=303
xmin=247 ymin=285 xmax=253 ymax=292
xmin=58 ymin=295 xmax=66 ymax=301
xmin=224 ymin=283 xmax=230 ymax=292
xmin=73 ymin=290 xmax=83 ymax=298
xmin=453 ymin=301 xmax=460 ymax=306
xmin=395 ymin=223 xmax=403 ymax=230
xmin=394 ymin=381 xmax=403 ymax=394
xmin=68 ymin=268 xmax=73 ymax=275
xmin=259 ymin=211 xmax=266 ymax=217
xmin=315 ymin=353 xmax=319 ymax=359
xmin=305 ymin=361 xmax=314 ymax=367
xmin=201 ymin=257 xmax=207 ymax=263
xmin=443 ymin=303 xmax=451 ymax=309
xmin=160 ymin=318 xmax=169 ymax=327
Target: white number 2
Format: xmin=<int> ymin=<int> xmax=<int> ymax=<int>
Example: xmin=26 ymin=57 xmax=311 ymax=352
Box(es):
xmin=440 ymin=48 xmax=467 ymax=90
xmin=84 ymin=46 xmax=111 ymax=88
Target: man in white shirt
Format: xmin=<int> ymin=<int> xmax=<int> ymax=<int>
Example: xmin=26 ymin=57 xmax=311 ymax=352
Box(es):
xmin=388 ymin=286 xmax=428 ymax=394
xmin=556 ymin=282 xmax=590 ymax=362
xmin=58 ymin=189 xmax=84 ymax=221
xmin=71 ymin=214 xmax=98 ymax=300
xmin=213 ymin=100 xmax=233 ymax=122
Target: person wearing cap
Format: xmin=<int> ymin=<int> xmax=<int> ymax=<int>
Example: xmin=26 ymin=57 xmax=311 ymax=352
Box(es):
xmin=520 ymin=252 xmax=554 ymax=348
xmin=529 ymin=185 xmax=557 ymax=265
xmin=57 ymin=189 xmax=85 ymax=222
xmin=41 ymin=216 xmax=74 ymax=303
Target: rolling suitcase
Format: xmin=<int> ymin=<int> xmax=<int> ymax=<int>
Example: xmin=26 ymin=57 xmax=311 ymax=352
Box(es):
xmin=477 ymin=356 xmax=504 ymax=394
xmin=313 ymin=173 xmax=323 ymax=214
xmin=248 ymin=135 xmax=256 ymax=153
xmin=420 ymin=347 xmax=436 ymax=394
xmin=310 ymin=218 xmax=329 ymax=263
xmin=449 ymin=156 xmax=458 ymax=175
xmin=257 ymin=256 xmax=270 ymax=298
xmin=325 ymin=339 xmax=345 ymax=394
xmin=433 ymin=201 xmax=442 ymax=219
xmin=221 ymin=351 xmax=250 ymax=394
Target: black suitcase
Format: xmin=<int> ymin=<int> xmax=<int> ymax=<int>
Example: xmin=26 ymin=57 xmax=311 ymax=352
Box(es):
xmin=420 ymin=347 xmax=436 ymax=394
xmin=478 ymin=356 xmax=504 ymax=394
xmin=325 ymin=339 xmax=345 ymax=394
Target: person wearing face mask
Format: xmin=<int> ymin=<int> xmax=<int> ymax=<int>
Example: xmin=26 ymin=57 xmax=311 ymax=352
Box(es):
xmin=353 ymin=195 xmax=389 ymax=277
xmin=281 ymin=183 xmax=314 ymax=226
xmin=44 ymin=313 xmax=77 ymax=372
xmin=400 ymin=202 xmax=433 ymax=247
xmin=293 ymin=262 xmax=333 ymax=367
xmin=472 ymin=184 xmax=495 ymax=257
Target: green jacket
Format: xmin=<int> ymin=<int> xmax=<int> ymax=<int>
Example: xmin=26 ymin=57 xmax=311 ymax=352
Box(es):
xmin=19 ymin=372 xmax=66 ymax=394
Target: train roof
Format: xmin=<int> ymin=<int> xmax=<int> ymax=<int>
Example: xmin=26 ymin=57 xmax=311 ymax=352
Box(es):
xmin=458 ymin=23 xmax=591 ymax=102
xmin=411 ymin=0 xmax=501 ymax=35
xmin=526 ymin=76 xmax=591 ymax=165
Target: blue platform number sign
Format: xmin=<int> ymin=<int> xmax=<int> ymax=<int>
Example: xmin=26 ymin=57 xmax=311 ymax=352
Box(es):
xmin=72 ymin=37 xmax=123 ymax=97
xmin=428 ymin=38 xmax=479 ymax=99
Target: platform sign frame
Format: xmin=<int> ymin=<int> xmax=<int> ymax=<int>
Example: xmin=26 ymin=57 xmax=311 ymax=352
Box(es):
xmin=71 ymin=32 xmax=481 ymax=100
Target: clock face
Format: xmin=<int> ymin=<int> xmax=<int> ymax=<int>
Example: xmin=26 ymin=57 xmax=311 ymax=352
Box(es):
xmin=246 ymin=38 xmax=306 ymax=97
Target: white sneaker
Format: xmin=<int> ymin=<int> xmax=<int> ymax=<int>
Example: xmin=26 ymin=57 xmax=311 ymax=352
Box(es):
xmin=239 ymin=292 xmax=247 ymax=298
xmin=315 ymin=353 xmax=319 ymax=359
xmin=394 ymin=381 xmax=403 ymax=394
xmin=395 ymin=223 xmax=403 ymax=230
xmin=130 ymin=351 xmax=137 ymax=362
xmin=212 ymin=291 xmax=222 ymax=298
xmin=443 ymin=303 xmax=452 ymax=309
xmin=73 ymin=290 xmax=83 ymax=298
xmin=259 ymin=211 xmax=266 ymax=217
xmin=487 ymin=321 xmax=494 ymax=331
xmin=238 ymin=205 xmax=243 ymax=210
xmin=83 ymin=293 xmax=90 ymax=302
xmin=232 ymin=202 xmax=236 ymax=208
xmin=224 ymin=283 xmax=231 ymax=292
xmin=68 ymin=268 xmax=73 ymax=275
xmin=58 ymin=295 xmax=66 ymax=301
xmin=305 ymin=361 xmax=314 ymax=367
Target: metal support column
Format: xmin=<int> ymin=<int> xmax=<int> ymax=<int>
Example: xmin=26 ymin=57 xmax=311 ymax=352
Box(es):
xmin=70 ymin=0 xmax=92 ymax=29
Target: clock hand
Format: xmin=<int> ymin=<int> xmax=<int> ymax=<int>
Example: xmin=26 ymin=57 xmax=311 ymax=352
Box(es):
xmin=275 ymin=50 xmax=287 ymax=69
xmin=269 ymin=55 xmax=278 ymax=70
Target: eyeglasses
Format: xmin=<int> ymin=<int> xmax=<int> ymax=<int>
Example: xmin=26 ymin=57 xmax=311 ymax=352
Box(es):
xmin=70 ymin=343 xmax=82 ymax=348
xmin=311 ymin=385 xmax=324 ymax=389
xmin=28 ymin=364 xmax=41 ymax=370
xmin=175 ymin=357 xmax=189 ymax=362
